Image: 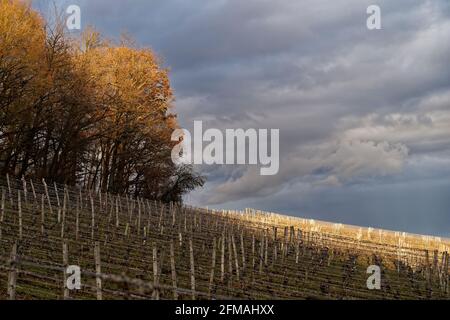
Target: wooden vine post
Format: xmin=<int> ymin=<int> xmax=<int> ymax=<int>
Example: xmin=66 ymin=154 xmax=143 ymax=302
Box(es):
xmin=189 ymin=238 xmax=196 ymax=300
xmin=61 ymin=191 xmax=67 ymax=238
xmin=30 ymin=179 xmax=37 ymax=201
xmin=259 ymin=235 xmax=264 ymax=273
xmin=232 ymin=234 xmax=240 ymax=281
xmin=94 ymin=242 xmax=103 ymax=300
xmin=240 ymin=232 xmax=246 ymax=271
xmin=55 ymin=182 xmax=61 ymax=223
xmin=425 ymin=250 xmax=432 ymax=294
xmin=63 ymin=241 xmax=69 ymax=299
xmin=42 ymin=178 xmax=53 ymax=215
xmin=0 ymin=188 xmax=5 ymax=240
xmin=152 ymin=245 xmax=160 ymax=300
xmin=137 ymin=199 xmax=142 ymax=235
xmin=251 ymin=234 xmax=255 ymax=270
xmin=445 ymin=251 xmax=449 ymax=295
xmin=228 ymin=234 xmax=233 ymax=281
xmin=91 ymin=195 xmax=95 ymax=241
xmin=22 ymin=177 xmax=27 ymax=204
xmin=170 ymin=240 xmax=178 ymax=300
xmin=264 ymin=230 xmax=269 ymax=266
xmin=115 ymin=197 xmax=120 ymax=228
xmin=221 ymin=235 xmax=225 ymax=282
xmin=41 ymin=194 xmax=45 ymax=235
xmin=208 ymin=237 xmax=217 ymax=299
xmin=75 ymin=196 xmax=80 ymax=240
xmin=6 ymin=173 xmax=13 ymax=206
xmin=18 ymin=190 xmax=22 ymax=239
xmin=7 ymin=242 xmax=17 ymax=300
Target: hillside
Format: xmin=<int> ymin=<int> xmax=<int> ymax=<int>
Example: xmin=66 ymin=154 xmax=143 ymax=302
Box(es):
xmin=0 ymin=175 xmax=449 ymax=300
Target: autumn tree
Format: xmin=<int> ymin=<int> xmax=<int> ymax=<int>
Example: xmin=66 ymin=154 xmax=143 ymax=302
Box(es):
xmin=0 ymin=0 xmax=47 ymax=175
xmin=0 ymin=0 xmax=204 ymax=203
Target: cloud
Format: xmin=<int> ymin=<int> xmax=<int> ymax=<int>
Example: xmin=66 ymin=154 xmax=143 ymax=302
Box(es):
xmin=182 ymin=0 xmax=450 ymax=210
xmin=201 ymin=104 xmax=450 ymax=205
xmin=33 ymin=0 xmax=450 ymax=235
xmin=341 ymin=110 xmax=450 ymax=154
xmin=203 ymin=137 xmax=409 ymax=205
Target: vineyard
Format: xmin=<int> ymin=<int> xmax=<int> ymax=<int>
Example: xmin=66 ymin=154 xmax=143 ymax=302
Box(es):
xmin=0 ymin=175 xmax=449 ymax=300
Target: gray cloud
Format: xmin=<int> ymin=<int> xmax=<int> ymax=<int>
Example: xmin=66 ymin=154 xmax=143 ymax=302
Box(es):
xmin=34 ymin=0 xmax=450 ymax=236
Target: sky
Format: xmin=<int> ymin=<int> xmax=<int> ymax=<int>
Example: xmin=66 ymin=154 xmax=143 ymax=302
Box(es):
xmin=34 ymin=0 xmax=450 ymax=236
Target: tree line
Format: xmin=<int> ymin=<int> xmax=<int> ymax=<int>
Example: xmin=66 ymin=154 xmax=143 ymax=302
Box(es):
xmin=0 ymin=0 xmax=204 ymax=202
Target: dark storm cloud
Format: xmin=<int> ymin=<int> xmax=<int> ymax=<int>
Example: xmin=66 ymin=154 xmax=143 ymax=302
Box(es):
xmin=33 ymin=0 xmax=450 ymax=236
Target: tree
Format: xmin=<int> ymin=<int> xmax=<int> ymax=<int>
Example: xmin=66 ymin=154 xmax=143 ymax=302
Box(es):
xmin=0 ymin=1 xmax=204 ymax=203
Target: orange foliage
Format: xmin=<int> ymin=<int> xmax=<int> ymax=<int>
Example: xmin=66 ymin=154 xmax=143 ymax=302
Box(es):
xmin=0 ymin=1 xmax=204 ymax=202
